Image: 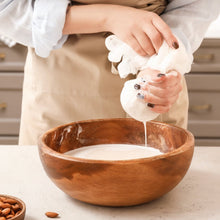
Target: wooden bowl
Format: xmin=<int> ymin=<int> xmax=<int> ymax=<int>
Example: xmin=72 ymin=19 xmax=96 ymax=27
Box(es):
xmin=0 ymin=194 xmax=26 ymax=220
xmin=38 ymin=118 xmax=194 ymax=207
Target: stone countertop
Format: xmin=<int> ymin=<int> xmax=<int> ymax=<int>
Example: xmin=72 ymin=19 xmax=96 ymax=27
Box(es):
xmin=0 ymin=145 xmax=219 ymax=220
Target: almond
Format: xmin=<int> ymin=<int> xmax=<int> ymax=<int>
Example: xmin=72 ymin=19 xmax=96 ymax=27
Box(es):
xmin=0 ymin=197 xmax=7 ymax=203
xmin=0 ymin=203 xmax=11 ymax=209
xmin=4 ymin=199 xmax=17 ymax=205
xmin=6 ymin=215 xmax=14 ymax=219
xmin=45 ymin=212 xmax=59 ymax=218
xmin=11 ymin=204 xmax=20 ymax=212
xmin=1 ymin=208 xmax=10 ymax=216
xmin=15 ymin=210 xmax=21 ymax=216
xmin=10 ymin=209 xmax=14 ymax=216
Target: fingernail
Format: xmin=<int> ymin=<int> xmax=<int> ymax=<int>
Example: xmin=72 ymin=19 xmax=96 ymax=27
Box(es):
xmin=157 ymin=73 xmax=166 ymax=78
xmin=147 ymin=103 xmax=155 ymax=108
xmin=134 ymin=84 xmax=141 ymax=90
xmin=137 ymin=93 xmax=145 ymax=100
xmin=172 ymin=42 xmax=179 ymax=49
xmin=140 ymin=77 xmax=146 ymax=83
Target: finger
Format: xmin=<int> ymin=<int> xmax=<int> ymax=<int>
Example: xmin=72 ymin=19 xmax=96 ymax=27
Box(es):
xmin=134 ymin=30 xmax=156 ymax=56
xmin=137 ymin=90 xmax=168 ymax=105
xmin=148 ymin=72 xmax=182 ymax=88
xmin=142 ymin=83 xmax=183 ymax=98
xmin=152 ymin=15 xmax=179 ymax=49
xmin=124 ymin=34 xmax=147 ymax=56
xmin=148 ymin=73 xmax=166 ymax=83
xmin=147 ymin=94 xmax=180 ymax=114
xmin=143 ymin=24 xmax=163 ymax=53
xmin=137 ymin=89 xmax=180 ymax=106
xmin=149 ymin=104 xmax=170 ymax=114
xmin=138 ymin=68 xmax=164 ymax=83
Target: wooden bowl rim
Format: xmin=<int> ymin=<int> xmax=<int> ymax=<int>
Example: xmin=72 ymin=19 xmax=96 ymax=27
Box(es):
xmin=0 ymin=194 xmax=26 ymax=220
xmin=38 ymin=118 xmax=194 ymax=164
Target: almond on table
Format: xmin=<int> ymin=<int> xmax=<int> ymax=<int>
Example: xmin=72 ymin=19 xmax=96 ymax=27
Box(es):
xmin=45 ymin=212 xmax=59 ymax=218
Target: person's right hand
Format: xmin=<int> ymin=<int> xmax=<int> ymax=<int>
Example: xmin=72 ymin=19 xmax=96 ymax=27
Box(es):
xmin=105 ymin=5 xmax=179 ymax=56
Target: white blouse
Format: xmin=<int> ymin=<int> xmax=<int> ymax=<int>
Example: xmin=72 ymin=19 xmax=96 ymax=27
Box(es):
xmin=0 ymin=0 xmax=219 ymax=58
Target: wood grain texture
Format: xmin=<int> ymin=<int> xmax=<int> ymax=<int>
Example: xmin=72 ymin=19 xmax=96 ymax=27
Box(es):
xmin=38 ymin=119 xmax=194 ymax=207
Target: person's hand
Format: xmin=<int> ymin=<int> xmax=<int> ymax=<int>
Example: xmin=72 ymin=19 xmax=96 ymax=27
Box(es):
xmin=105 ymin=6 xmax=179 ymax=56
xmin=136 ymin=68 xmax=183 ymax=113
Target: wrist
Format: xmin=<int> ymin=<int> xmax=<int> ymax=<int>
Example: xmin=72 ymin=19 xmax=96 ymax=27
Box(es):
xmin=103 ymin=5 xmax=133 ymax=33
xmin=63 ymin=4 xmax=117 ymax=35
xmin=102 ymin=5 xmax=118 ymax=33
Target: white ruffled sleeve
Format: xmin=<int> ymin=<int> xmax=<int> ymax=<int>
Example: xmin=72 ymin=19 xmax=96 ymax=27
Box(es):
xmin=0 ymin=0 xmax=69 ymax=58
xmin=32 ymin=0 xmax=70 ymax=57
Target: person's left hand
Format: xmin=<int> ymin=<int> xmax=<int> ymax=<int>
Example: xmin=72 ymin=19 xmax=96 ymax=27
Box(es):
xmin=136 ymin=68 xmax=183 ymax=113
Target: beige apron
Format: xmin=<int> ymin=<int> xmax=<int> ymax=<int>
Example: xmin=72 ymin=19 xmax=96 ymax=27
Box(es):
xmin=19 ymin=0 xmax=188 ymax=145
